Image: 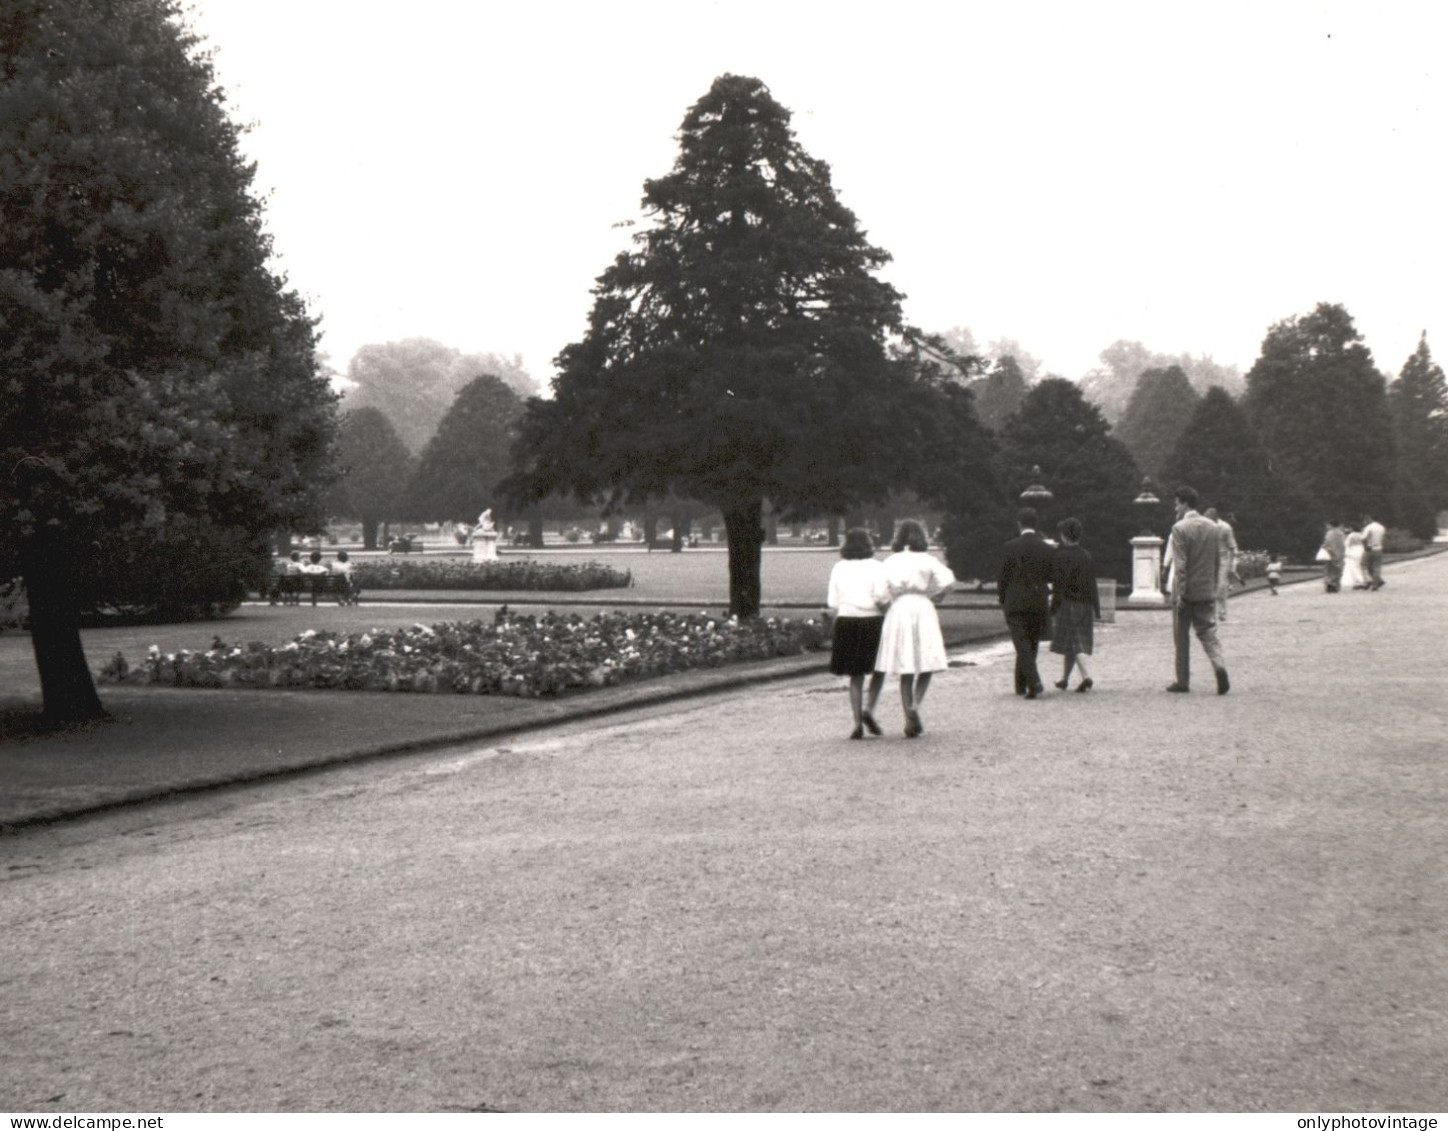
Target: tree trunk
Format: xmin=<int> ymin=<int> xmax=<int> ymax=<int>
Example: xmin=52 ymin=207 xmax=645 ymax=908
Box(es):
xmin=671 ymin=513 xmax=688 ymax=553
xmin=643 ymin=513 xmax=659 ymax=550
xmin=527 ymin=517 xmax=545 ymax=548
xmin=827 ymin=516 xmax=841 ymax=547
xmin=20 ymin=536 xmax=106 ymax=722
xmin=723 ymin=501 xmax=764 ymax=618
xmin=361 ymin=517 xmax=379 ymax=551
xmin=764 ymin=508 xmax=779 ymax=546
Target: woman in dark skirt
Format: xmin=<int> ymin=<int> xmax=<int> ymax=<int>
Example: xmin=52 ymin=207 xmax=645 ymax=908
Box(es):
xmin=1049 ymin=517 xmax=1102 ymax=692
xmin=827 ymin=528 xmax=891 ymax=739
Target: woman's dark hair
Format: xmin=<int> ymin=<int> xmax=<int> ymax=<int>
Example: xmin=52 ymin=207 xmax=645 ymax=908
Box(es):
xmin=310 ymin=550 xmax=323 ymax=564
xmin=289 ymin=550 xmax=302 ymax=561
xmin=1057 ymin=517 xmax=1083 ymax=543
xmin=840 ymin=527 xmax=875 ymax=560
xmin=892 ymin=519 xmax=929 ymax=553
xmin=336 ymin=551 xmax=350 ymax=562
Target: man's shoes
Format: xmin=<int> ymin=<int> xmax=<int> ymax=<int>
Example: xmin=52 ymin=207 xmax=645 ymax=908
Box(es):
xmin=1166 ymin=683 xmax=1190 ymax=693
xmin=861 ymin=711 xmax=882 ymax=736
xmin=1215 ymin=668 xmax=1230 ymax=695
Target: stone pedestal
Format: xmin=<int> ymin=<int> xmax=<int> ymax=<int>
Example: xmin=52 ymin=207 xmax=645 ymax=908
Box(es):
xmin=471 ymin=531 xmax=500 ymax=562
xmin=1128 ymin=535 xmax=1166 ymax=604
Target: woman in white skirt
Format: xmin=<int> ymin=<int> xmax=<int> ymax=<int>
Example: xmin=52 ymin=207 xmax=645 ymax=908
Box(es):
xmin=874 ymin=519 xmax=956 ymax=737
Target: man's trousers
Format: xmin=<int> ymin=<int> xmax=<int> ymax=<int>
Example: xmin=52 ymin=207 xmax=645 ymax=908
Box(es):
xmin=1173 ymin=600 xmax=1226 ymax=689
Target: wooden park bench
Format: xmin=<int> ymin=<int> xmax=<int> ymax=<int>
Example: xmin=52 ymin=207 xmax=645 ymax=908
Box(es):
xmin=267 ymin=569 xmax=360 ymax=607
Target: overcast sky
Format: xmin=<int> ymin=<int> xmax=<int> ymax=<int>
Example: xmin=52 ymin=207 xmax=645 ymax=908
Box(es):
xmin=184 ymin=0 xmax=1448 ymax=389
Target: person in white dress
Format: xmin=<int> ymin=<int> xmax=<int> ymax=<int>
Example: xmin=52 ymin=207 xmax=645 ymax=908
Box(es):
xmin=1343 ymin=526 xmax=1370 ymax=589
xmin=826 ymin=528 xmax=891 ymax=740
xmin=874 ymin=519 xmax=956 ymax=738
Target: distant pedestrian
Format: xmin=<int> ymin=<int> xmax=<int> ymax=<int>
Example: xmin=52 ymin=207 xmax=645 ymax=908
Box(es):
xmin=1049 ymin=517 xmax=1101 ymax=693
xmin=998 ymin=507 xmax=1056 ymax=699
xmin=1344 ymin=526 xmax=1370 ymax=589
xmin=826 ymin=528 xmax=890 ymax=740
xmin=1166 ymin=486 xmax=1230 ymax=695
xmin=1206 ymin=507 xmax=1239 ymax=621
xmin=1265 ymin=554 xmax=1283 ymax=595
xmin=1321 ymin=520 xmax=1346 ymax=593
xmin=874 ymin=520 xmax=955 ymax=738
xmin=1362 ymin=513 xmax=1387 ymax=590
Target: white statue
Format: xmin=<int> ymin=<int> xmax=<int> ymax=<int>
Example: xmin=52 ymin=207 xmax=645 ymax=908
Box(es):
xmin=472 ymin=508 xmax=500 ymax=562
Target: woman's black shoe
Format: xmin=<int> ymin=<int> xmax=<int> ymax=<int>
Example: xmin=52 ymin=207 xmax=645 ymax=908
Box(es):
xmin=1076 ymin=678 xmax=1093 ymax=693
xmin=861 ymin=711 xmax=882 ymax=736
xmin=1054 ymin=679 xmax=1069 ymax=690
xmin=849 ymin=725 xmax=864 ymax=740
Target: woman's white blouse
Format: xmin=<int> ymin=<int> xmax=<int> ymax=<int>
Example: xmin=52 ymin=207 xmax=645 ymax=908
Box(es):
xmin=827 ymin=557 xmax=891 ymax=618
xmin=883 ymin=550 xmax=955 ymax=599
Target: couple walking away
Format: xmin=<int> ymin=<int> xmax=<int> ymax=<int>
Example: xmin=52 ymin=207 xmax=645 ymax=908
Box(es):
xmin=997 ymin=508 xmax=1101 ymax=698
xmin=826 ymin=520 xmax=954 ymax=739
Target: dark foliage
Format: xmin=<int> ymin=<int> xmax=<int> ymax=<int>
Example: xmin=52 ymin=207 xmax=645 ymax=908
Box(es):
xmin=404 ymin=374 xmax=525 ymax=524
xmin=505 ymin=75 xmax=979 ymax=616
xmin=1 ymin=0 xmax=336 ymax=717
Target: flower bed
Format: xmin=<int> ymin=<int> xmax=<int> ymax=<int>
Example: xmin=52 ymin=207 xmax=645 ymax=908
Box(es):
xmin=98 ymin=608 xmax=828 ymax=697
xmin=350 ymin=559 xmax=632 ymax=592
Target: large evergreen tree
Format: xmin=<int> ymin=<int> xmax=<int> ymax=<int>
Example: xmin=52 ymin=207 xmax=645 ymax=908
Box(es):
xmin=404 ymin=374 xmax=525 ymax=524
xmin=1 ymin=0 xmax=335 ymax=720
xmin=996 ymin=379 xmax=1141 ymax=581
xmin=1244 ymin=303 xmax=1398 ymax=527
xmin=328 ymin=408 xmax=415 ymax=550
xmin=1163 ymin=387 xmax=1321 ymax=559
xmin=1389 ymin=332 xmax=1448 ymax=522
xmin=1114 ymin=365 xmax=1200 ymax=483
xmin=506 ymin=75 xmax=980 ymax=616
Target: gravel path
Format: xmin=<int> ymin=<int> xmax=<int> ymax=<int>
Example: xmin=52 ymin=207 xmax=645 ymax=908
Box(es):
xmin=1 ymin=556 xmax=1444 ymax=1112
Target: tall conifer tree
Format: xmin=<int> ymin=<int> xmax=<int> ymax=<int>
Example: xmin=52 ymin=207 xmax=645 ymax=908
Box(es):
xmin=507 ymin=75 xmax=987 ymax=615
xmin=1 ymin=0 xmax=336 ymax=718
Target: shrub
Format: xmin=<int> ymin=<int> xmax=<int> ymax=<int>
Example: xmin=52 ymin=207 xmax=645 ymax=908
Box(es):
xmin=349 ymin=559 xmax=632 ymax=592
xmin=98 ymin=608 xmax=828 ymax=697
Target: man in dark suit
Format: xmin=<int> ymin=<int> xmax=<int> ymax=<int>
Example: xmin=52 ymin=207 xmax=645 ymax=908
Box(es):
xmin=998 ymin=507 xmax=1056 ymax=698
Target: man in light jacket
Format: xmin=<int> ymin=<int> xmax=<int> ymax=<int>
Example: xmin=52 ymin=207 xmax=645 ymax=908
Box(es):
xmin=1167 ymin=486 xmax=1230 ymax=695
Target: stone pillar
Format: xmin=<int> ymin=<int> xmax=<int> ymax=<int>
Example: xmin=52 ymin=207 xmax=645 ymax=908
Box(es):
xmin=472 ymin=530 xmax=500 ymax=562
xmin=1128 ymin=535 xmax=1166 ymax=604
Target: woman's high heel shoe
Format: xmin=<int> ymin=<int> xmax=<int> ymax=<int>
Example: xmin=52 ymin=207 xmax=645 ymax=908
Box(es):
xmin=1075 ymin=678 xmax=1094 ymax=693
xmin=860 ymin=711 xmax=882 ymax=736
xmin=1054 ymin=679 xmax=1069 ymax=690
xmin=849 ymin=724 xmax=865 ymax=740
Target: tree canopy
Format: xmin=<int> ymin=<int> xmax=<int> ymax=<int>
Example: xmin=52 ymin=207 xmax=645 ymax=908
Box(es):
xmin=1390 ymin=332 xmax=1448 ymax=525
xmin=998 ymin=379 xmax=1141 ymax=580
xmin=1114 ymin=365 xmax=1200 ymax=483
xmin=1244 ymin=303 xmax=1398 ymax=527
xmin=1079 ymin=340 xmax=1244 ymax=423
xmin=1163 ymin=387 xmax=1321 ymax=559
xmin=1 ymin=0 xmax=335 ymax=718
xmin=328 ymin=408 xmax=414 ymax=550
xmin=507 ymin=74 xmax=984 ymax=615
xmin=341 ymin=338 xmax=537 ymax=454
xmin=404 ymin=374 xmax=525 ymax=524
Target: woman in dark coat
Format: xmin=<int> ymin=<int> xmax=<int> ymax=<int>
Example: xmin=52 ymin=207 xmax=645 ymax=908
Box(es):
xmin=1049 ymin=517 xmax=1102 ymax=692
